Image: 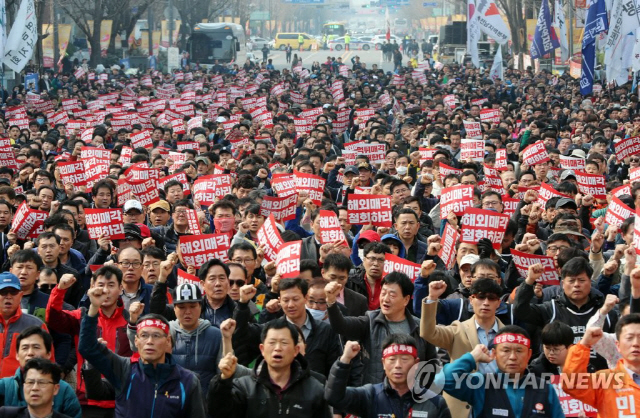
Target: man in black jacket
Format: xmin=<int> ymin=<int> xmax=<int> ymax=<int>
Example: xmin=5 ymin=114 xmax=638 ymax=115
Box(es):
xmin=326 ymin=334 xmax=450 ymax=418
xmin=209 ymin=318 xmax=331 ymax=418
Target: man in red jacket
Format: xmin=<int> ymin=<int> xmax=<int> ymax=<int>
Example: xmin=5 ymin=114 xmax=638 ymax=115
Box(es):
xmin=46 ymin=266 xmax=131 ymax=418
xmin=0 ymin=272 xmax=50 ymax=378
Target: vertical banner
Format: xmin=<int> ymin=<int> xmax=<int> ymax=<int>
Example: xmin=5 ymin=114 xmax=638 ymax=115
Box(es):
xmin=256 ymin=214 xmax=284 ymax=262
xmin=3 ymin=0 xmax=37 ymax=72
xmin=276 ymin=241 xmax=302 ymax=279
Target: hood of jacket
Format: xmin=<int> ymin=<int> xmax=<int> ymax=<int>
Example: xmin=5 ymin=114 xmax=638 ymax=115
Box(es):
xmin=555 ymin=287 xmax=604 ymax=312
xmin=169 ymin=319 xmax=212 ymax=364
xmin=381 ymin=234 xmax=406 ymax=258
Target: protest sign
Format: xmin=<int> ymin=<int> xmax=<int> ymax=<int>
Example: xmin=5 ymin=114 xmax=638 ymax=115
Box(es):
xmin=271 ymin=173 xmax=297 ymax=198
xmin=84 ymin=208 xmax=125 ymax=240
xmin=463 ymin=120 xmax=482 ymax=139
xmin=130 ymin=130 xmax=153 ymax=149
xmin=502 ymin=196 xmax=520 ymax=218
xmin=257 ymin=214 xmax=285 ymax=262
xmin=177 ymin=141 xmax=199 ymax=152
xmin=511 ymin=249 xmax=559 ymax=285
xmin=383 ymin=253 xmax=421 ymax=282
xmin=185 ymin=209 xmax=202 ymax=235
xmin=438 ymin=224 xmax=459 ymax=270
xmin=178 ymin=233 xmax=230 ymax=268
xmin=630 ymin=167 xmax=640 ymax=185
xmin=559 ymin=156 xmax=585 ymax=171
xmin=440 ymin=185 xmax=474 ymax=218
xmin=483 ymin=164 xmax=503 ymax=192
xmin=294 ymin=171 xmax=326 ymax=206
xmin=480 ymin=109 xmax=500 ymax=123
xmin=81 ymin=147 xmax=111 ymax=161
xmin=129 ymin=178 xmax=160 ymax=205
xmin=276 ymin=241 xmax=302 ymax=279
xmin=57 ymin=161 xmax=87 ymax=187
xmin=460 ymin=139 xmax=484 ymax=162
xmin=158 ymin=172 xmax=190 ymax=195
xmin=260 ymin=194 xmax=297 ymax=222
xmin=437 ymin=163 xmax=463 ymax=182
xmin=177 ymin=269 xmax=203 ymax=292
xmin=419 ymin=148 xmax=437 ymax=165
xmin=460 ymin=208 xmax=510 ymax=250
xmin=358 ymin=143 xmax=386 ymax=165
xmin=522 ymin=140 xmax=550 ymax=166
xmin=83 ymin=157 xmax=110 ymax=188
xmin=11 ymin=202 xmax=48 ymax=240
xmin=318 ymin=210 xmax=347 ymax=244
xmin=635 ymin=207 xmax=640 ymax=256
xmin=614 ymin=135 xmax=640 ymax=161
xmin=604 ymin=196 xmax=634 ymax=229
xmin=551 ymin=376 xmax=597 ymax=417
xmin=347 ymin=195 xmax=393 ymax=227
xmin=536 ymin=183 xmax=571 ymax=207
xmin=193 ymin=174 xmax=233 ymax=205
xmin=494 ymin=149 xmax=508 ymax=170
xmin=574 ymin=171 xmax=607 ymax=199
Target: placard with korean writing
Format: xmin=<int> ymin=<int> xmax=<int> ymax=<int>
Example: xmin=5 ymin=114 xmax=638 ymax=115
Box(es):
xmin=347 ymin=195 xmax=393 ymax=227
xmin=460 ymin=139 xmax=484 ymax=162
xmin=276 ymin=241 xmax=301 ymax=279
xmin=574 ymin=171 xmax=607 ymax=199
xmin=460 ymin=208 xmax=510 ymax=250
xmin=294 ymin=171 xmax=326 ymax=206
xmin=511 ymin=249 xmax=559 ymax=285
xmin=318 ymin=210 xmax=347 ymax=245
xmin=438 ymin=224 xmax=459 ymax=270
xmin=179 ymin=233 xmax=230 ymax=268
xmin=522 ymin=140 xmax=550 ymax=166
xmin=440 ymin=185 xmax=474 ymax=219
xmin=257 ymin=214 xmax=284 ymax=263
xmin=383 ymin=253 xmax=421 ymax=282
xmin=260 ymin=195 xmax=297 ymax=223
xmin=85 ymin=208 xmax=125 ymax=240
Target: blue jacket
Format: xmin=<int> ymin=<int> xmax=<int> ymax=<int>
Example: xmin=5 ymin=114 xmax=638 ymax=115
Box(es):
xmin=78 ymin=314 xmax=206 ymax=418
xmin=0 ymin=368 xmax=81 ymax=418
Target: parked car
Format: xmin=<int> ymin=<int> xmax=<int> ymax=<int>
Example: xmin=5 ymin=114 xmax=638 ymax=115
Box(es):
xmin=328 ymin=36 xmax=374 ymax=51
xmin=371 ymin=34 xmax=402 ymax=49
xmin=247 ymin=36 xmax=270 ymax=51
xmin=274 ymin=33 xmax=319 ymax=50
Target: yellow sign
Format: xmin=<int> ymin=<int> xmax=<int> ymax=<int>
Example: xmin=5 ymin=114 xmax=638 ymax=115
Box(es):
xmin=42 ymin=24 xmax=71 ymax=68
xmin=161 ymin=20 xmax=182 ymax=48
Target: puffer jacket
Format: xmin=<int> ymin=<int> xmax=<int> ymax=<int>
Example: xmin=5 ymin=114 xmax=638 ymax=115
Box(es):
xmin=325 ymin=359 xmax=451 ymax=418
xmin=207 ymin=354 xmax=331 ymax=418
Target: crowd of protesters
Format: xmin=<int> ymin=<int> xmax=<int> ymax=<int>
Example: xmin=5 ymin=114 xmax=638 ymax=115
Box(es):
xmin=0 ymin=48 xmax=638 ymax=418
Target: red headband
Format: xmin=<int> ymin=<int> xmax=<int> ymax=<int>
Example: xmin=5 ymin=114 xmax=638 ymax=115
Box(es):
xmin=382 ymin=344 xmax=418 ymax=359
xmin=137 ymin=319 xmax=170 ymax=335
xmin=493 ymin=333 xmax=530 ymax=348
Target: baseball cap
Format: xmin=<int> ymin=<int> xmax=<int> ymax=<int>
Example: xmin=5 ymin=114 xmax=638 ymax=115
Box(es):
xmin=358 ymin=162 xmax=372 ymax=171
xmin=0 ymin=272 xmax=20 ymax=291
xmin=123 ymin=224 xmax=143 ymax=241
xmin=356 ymin=230 xmax=381 ymax=246
xmin=174 ymin=283 xmax=203 ymax=304
xmin=460 ymin=254 xmax=480 ymax=268
xmin=344 ymin=165 xmax=359 ymax=176
xmin=0 ymin=178 xmax=10 ymax=185
xmin=124 ymin=200 xmax=143 ymax=213
xmin=136 ymin=223 xmax=151 ymax=239
xmin=570 ymin=149 xmax=586 ymax=159
xmin=560 ymin=170 xmax=576 ymax=181
xmin=149 ymin=200 xmax=171 ymax=212
xmin=195 ymin=156 xmax=211 ymax=165
xmin=555 ymin=197 xmax=578 ymax=211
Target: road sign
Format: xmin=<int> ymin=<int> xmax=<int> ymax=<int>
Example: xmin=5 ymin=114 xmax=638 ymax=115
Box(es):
xmin=423 ymin=1 xmax=438 ymax=5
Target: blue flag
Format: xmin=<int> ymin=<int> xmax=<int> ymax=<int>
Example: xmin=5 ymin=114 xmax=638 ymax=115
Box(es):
xmin=530 ymin=0 xmax=559 ymax=59
xmin=580 ymin=0 xmax=608 ymax=95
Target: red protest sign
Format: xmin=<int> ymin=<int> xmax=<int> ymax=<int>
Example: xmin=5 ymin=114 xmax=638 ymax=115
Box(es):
xmin=318 ymin=210 xmax=347 ymax=244
xmin=440 ymin=185 xmax=474 ymax=219
xmin=522 ymin=141 xmax=550 ymax=166
xmin=502 ymin=196 xmax=520 ymax=218
xmin=185 ymin=209 xmax=202 ymax=235
xmin=294 ymin=171 xmax=326 ymax=206
xmin=551 ymin=376 xmax=597 ymax=417
xmin=630 ymin=167 xmax=640 ymax=185
xmin=0 ymin=146 xmax=18 ymax=170
xmin=437 ymin=163 xmax=463 ymax=182
xmin=358 ymin=143 xmax=386 ymax=165
xmin=177 ymin=269 xmax=203 ymax=292
xmin=614 ymin=135 xmax=640 ymax=161
xmin=347 ymin=194 xmax=393 ymax=227
xmin=438 ymin=224 xmax=459 ymax=270
xmin=480 ymin=109 xmax=500 ymax=123
xmin=177 ymin=141 xmax=199 ymax=152
xmin=383 ymin=253 xmax=421 ymax=282
xmin=57 ymin=161 xmax=87 ymax=187
xmin=129 ymin=178 xmax=160 ymax=205
xmin=81 ymin=146 xmax=111 ymax=161
xmin=463 ymin=120 xmax=482 ymax=139
xmin=125 ymin=164 xmax=161 ymax=182
xmin=460 ymin=208 xmax=510 ymax=250
xmin=193 ymin=174 xmax=233 ymax=206
xmin=604 ymin=196 xmax=634 ymax=229
xmin=260 ymin=194 xmax=297 ymax=222
xmin=117 ymin=179 xmax=132 ymax=207
xmin=130 ymin=130 xmax=153 ymax=149
xmin=536 ymin=183 xmax=571 ymax=208
xmin=83 ymin=157 xmax=110 ymax=188
xmin=276 ymin=241 xmax=302 ymax=278
xmin=483 ymin=164 xmax=503 ymax=192
xmin=612 ymin=184 xmax=631 ymax=198
xmin=419 ymin=148 xmax=437 ymax=165
xmin=11 ymin=202 xmax=48 ymax=240
xmin=574 ymin=171 xmax=607 ymax=199
xmin=443 ymin=94 xmax=456 ymax=109
xmin=460 ymin=139 xmax=484 ymax=162
xmin=271 ymin=173 xmax=297 ymax=198
xmin=84 ymin=208 xmax=125 ymax=240
xmin=634 ymin=207 xmax=640 ymax=256
xmin=158 ymin=172 xmax=190 ymax=195
xmin=494 ymin=149 xmax=508 ymax=170
xmin=511 ymin=248 xmax=559 ymax=285
xmin=257 ymin=214 xmax=284 ymax=262
xmin=559 ymin=155 xmax=585 ymax=171
xmin=178 ymin=233 xmax=230 ymax=268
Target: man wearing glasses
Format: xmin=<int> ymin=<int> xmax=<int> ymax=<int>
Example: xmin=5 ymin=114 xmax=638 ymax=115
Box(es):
xmin=228 ymin=242 xmax=267 ymax=299
xmin=420 ymin=278 xmax=506 ymax=417
xmin=79 ymin=287 xmax=205 ymax=418
xmin=115 ymin=247 xmax=152 ymax=314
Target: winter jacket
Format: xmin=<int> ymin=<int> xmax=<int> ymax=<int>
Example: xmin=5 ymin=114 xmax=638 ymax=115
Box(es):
xmin=0 ymin=368 xmax=81 ymax=418
xmin=326 ymin=304 xmax=437 ymax=384
xmin=0 ymin=309 xmax=49 ymax=378
xmin=0 ymin=407 xmax=70 ymax=418
xmin=45 ymin=286 xmax=132 ymax=407
xmin=126 ymin=318 xmax=221 ymax=395
xmin=325 ymin=359 xmax=451 ymax=418
xmin=78 ymin=314 xmax=205 ymax=418
xmin=513 ymin=282 xmax=617 ymax=370
xmin=234 ymin=303 xmax=341 ymax=377
xmin=207 ymin=355 xmax=331 ymax=418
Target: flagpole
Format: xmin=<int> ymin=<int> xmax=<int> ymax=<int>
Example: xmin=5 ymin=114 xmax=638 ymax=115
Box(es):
xmin=568 ymin=0 xmax=573 ymax=57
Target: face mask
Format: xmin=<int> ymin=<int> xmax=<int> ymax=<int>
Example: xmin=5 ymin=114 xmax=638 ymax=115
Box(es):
xmin=36 ymin=118 xmax=45 ymax=125
xmin=307 ymin=308 xmax=328 ymax=323
xmin=358 ymin=248 xmax=365 ymax=260
xmin=214 ymin=217 xmax=235 ymax=233
xmin=396 ymin=166 xmax=408 ymax=175
xmin=43 ymin=75 xmax=49 ymax=80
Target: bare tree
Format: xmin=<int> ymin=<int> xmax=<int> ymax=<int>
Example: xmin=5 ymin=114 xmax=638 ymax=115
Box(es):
xmin=174 ymin=0 xmax=231 ymax=49
xmin=106 ymin=0 xmax=158 ymax=54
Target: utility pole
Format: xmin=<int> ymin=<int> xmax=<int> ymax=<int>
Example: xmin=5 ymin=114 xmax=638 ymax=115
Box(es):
xmin=148 ymin=7 xmax=153 ymax=56
xmin=567 ymin=0 xmax=573 ymax=57
xmin=168 ymin=0 xmax=174 ymax=47
xmin=52 ymin=0 xmax=59 ymax=68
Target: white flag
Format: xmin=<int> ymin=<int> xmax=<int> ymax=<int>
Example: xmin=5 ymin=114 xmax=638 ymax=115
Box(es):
xmin=554 ymin=0 xmax=569 ymax=62
xmin=3 ymin=0 xmax=37 ymax=73
xmin=604 ymin=0 xmax=640 ymax=83
xmin=475 ymin=0 xmax=511 ymax=44
xmin=633 ymin=30 xmax=640 ymax=72
xmin=0 ymin=0 xmax=5 ymax=67
xmin=490 ymin=45 xmax=503 ymax=81
xmin=468 ymin=0 xmax=481 ymax=67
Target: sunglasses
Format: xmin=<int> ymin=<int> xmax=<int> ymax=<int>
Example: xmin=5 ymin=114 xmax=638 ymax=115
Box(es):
xmin=473 ymin=293 xmax=500 ymax=302
xmin=229 ymin=279 xmax=246 ymax=287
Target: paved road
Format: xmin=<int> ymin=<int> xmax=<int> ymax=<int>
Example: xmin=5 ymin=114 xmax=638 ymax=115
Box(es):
xmin=241 ymin=47 xmax=396 ymax=73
